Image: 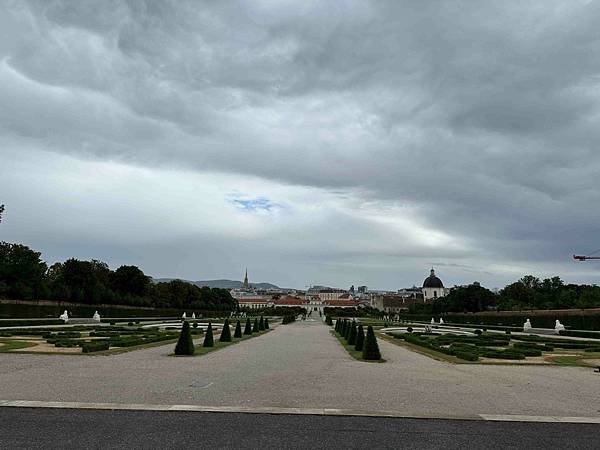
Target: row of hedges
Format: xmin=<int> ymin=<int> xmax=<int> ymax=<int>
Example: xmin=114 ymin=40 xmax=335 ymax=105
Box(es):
xmin=174 ymin=317 xmax=270 ymax=356
xmin=333 ymin=319 xmax=381 ymax=360
xmin=398 ymin=333 xmax=480 ymax=361
xmin=399 ymin=313 xmax=600 ymax=331
xmin=559 ymin=330 xmax=600 ymax=339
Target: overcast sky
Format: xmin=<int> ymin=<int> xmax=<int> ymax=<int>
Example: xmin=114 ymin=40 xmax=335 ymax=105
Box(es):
xmin=2 ymin=1 xmax=600 ymax=290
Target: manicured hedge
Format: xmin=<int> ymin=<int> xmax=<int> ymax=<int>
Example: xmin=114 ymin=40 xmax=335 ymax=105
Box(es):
xmin=82 ymin=341 xmax=110 ymax=353
xmin=559 ymin=330 xmax=600 ymax=339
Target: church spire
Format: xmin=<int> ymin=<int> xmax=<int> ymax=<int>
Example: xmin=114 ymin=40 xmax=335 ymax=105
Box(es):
xmin=243 ymin=268 xmax=249 ymax=289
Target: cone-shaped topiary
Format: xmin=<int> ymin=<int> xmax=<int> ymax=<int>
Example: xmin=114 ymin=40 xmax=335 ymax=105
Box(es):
xmin=345 ymin=320 xmax=353 ymax=341
xmin=234 ymin=320 xmax=242 ymax=338
xmin=174 ymin=321 xmax=195 ymax=355
xmin=203 ymin=322 xmax=214 ymax=347
xmin=219 ymin=318 xmax=232 ymax=342
xmin=355 ymin=324 xmax=365 ymax=352
xmin=348 ymin=322 xmax=357 ymax=345
xmin=253 ymin=317 xmax=259 ymax=332
xmin=362 ymin=325 xmax=381 ymax=360
xmin=340 ymin=319 xmax=346 ymax=336
xmin=264 ymin=318 xmax=269 ymax=329
xmin=326 ymin=315 xmax=333 ymax=326
xmin=244 ymin=317 xmax=252 ymax=335
xmin=259 ymin=315 xmax=265 ymax=331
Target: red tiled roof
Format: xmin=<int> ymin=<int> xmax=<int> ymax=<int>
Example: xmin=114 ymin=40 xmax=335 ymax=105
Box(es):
xmin=273 ymin=296 xmax=307 ymax=306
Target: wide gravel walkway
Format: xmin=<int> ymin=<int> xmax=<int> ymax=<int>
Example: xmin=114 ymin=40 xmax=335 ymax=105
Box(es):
xmin=0 ymin=319 xmax=598 ymax=417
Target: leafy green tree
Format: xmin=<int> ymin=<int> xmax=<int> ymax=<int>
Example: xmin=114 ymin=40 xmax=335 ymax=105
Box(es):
xmin=110 ymin=265 xmax=150 ymax=297
xmin=362 ymin=326 xmax=381 ymax=360
xmin=219 ymin=318 xmax=232 ymax=342
xmin=203 ymin=322 xmax=214 ymax=347
xmin=355 ymin=324 xmax=365 ymax=351
xmin=174 ymin=321 xmax=195 ymax=355
xmin=244 ymin=318 xmax=252 ymax=335
xmin=0 ymin=242 xmax=48 ymax=300
xmin=234 ymin=320 xmax=242 ymax=338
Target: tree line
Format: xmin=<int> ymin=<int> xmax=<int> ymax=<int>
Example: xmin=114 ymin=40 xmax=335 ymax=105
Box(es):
xmin=0 ymin=242 xmax=237 ymax=311
xmin=410 ymin=275 xmax=600 ymax=314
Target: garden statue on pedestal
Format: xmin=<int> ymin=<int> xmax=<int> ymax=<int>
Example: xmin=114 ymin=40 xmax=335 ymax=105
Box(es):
xmin=182 ymin=312 xmax=187 ymax=320
xmin=524 ymin=319 xmax=532 ymax=331
xmin=192 ymin=313 xmax=196 ymax=320
xmin=431 ymin=318 xmax=435 ymax=325
xmin=93 ymin=311 xmax=101 ymax=322
xmin=59 ymin=310 xmax=69 ymax=322
xmin=439 ymin=318 xmax=444 ymax=325
xmin=554 ymin=320 xmax=565 ymax=334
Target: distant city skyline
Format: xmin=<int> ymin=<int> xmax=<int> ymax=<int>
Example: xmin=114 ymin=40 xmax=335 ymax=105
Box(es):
xmin=2 ymin=1 xmax=600 ymax=290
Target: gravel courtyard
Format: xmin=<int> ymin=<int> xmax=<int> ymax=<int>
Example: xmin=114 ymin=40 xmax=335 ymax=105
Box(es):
xmin=0 ymin=320 xmax=598 ymax=418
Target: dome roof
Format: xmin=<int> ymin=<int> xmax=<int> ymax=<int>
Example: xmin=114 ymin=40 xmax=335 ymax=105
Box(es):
xmin=423 ymin=269 xmax=444 ymax=288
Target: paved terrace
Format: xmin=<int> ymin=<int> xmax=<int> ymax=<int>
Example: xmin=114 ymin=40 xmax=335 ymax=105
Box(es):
xmin=0 ymin=320 xmax=598 ymax=418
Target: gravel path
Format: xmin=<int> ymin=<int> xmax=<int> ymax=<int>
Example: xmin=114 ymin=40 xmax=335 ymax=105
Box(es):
xmin=0 ymin=320 xmax=598 ymax=417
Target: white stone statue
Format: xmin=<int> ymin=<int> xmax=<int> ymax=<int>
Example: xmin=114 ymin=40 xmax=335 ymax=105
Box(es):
xmin=192 ymin=312 xmax=196 ymax=320
xmin=439 ymin=318 xmax=444 ymax=325
xmin=93 ymin=311 xmax=101 ymax=322
xmin=182 ymin=312 xmax=187 ymax=319
xmin=524 ymin=319 xmax=532 ymax=331
xmin=59 ymin=310 xmax=69 ymax=322
xmin=555 ymin=319 xmax=565 ymax=334
xmin=431 ymin=318 xmax=435 ymax=325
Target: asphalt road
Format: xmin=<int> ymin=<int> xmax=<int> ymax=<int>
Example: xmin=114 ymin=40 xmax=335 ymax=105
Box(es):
xmin=0 ymin=407 xmax=598 ymax=449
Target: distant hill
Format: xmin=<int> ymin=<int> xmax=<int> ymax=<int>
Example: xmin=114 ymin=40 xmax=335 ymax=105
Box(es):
xmin=153 ymin=278 xmax=280 ymax=290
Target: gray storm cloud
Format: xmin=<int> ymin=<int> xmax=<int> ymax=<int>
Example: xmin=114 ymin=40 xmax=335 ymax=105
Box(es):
xmin=1 ymin=0 xmax=600 ymax=288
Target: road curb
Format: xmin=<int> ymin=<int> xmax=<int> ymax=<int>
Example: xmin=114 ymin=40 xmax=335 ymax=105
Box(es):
xmin=1 ymin=400 xmax=599 ymax=424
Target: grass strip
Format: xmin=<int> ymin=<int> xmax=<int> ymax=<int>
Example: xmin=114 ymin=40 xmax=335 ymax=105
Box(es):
xmin=330 ymin=330 xmax=385 ymax=363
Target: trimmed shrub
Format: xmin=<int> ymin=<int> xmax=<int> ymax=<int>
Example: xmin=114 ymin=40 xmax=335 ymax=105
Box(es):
xmin=253 ymin=318 xmax=259 ymax=332
xmin=220 ymin=319 xmax=232 ymax=342
xmin=81 ymin=341 xmax=110 ymax=353
xmin=193 ymin=321 xmax=198 ymax=329
xmin=345 ymin=321 xmax=352 ymax=340
xmin=407 ymin=327 xmax=413 ymax=333
xmin=362 ymin=326 xmax=381 ymax=360
xmin=244 ymin=318 xmax=253 ymax=335
xmin=474 ymin=329 xmax=482 ymax=335
xmin=348 ymin=321 xmax=357 ymax=345
xmin=264 ymin=318 xmax=269 ymax=329
xmin=326 ymin=315 xmax=333 ymax=326
xmin=234 ymin=320 xmax=242 ymax=338
xmin=128 ymin=322 xmax=134 ymax=326
xmin=355 ymin=324 xmax=365 ymax=352
xmin=174 ymin=321 xmax=195 ymax=355
xmin=203 ymin=322 xmax=214 ymax=348
xmin=259 ymin=316 xmax=265 ymax=331
xmin=454 ymin=351 xmax=479 ymax=361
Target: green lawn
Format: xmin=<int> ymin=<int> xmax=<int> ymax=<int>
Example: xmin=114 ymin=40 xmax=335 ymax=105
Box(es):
xmin=330 ymin=330 xmax=385 ymax=363
xmin=0 ymin=339 xmax=38 ymax=352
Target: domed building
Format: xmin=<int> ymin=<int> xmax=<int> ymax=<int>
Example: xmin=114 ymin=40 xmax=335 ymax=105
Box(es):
xmin=422 ymin=268 xmax=449 ymax=301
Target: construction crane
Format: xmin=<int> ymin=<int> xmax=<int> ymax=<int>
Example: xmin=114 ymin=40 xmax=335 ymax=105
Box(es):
xmin=573 ymin=255 xmax=600 ymax=261
xmin=574 ymin=247 xmax=600 ymax=261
